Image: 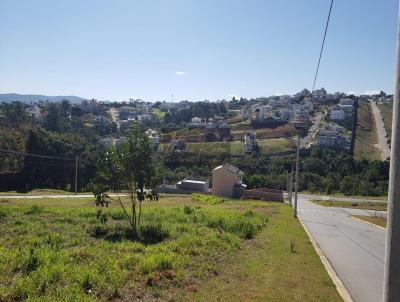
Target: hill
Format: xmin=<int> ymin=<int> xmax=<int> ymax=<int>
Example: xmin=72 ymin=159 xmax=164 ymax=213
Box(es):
xmin=0 ymin=93 xmax=85 ymax=104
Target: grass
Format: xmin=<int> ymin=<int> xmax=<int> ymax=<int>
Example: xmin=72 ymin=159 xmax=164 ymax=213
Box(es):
xmin=300 ymin=191 xmax=388 ymax=201
xmin=311 ymin=200 xmax=387 ymax=211
xmin=378 ymin=102 xmax=393 ymax=146
xmin=354 ymin=101 xmax=381 ymax=160
xmin=0 ymin=195 xmax=341 ymax=301
xmin=353 ymin=215 xmax=387 ymax=228
xmin=0 ymin=189 xmax=79 ymax=196
xmin=159 ymin=138 xmax=292 ymax=155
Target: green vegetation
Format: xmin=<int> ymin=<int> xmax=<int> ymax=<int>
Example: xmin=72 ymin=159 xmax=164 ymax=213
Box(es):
xmin=311 ymin=200 xmax=387 ymax=211
xmin=354 ymin=101 xmax=381 ymax=160
xmin=353 ymin=215 xmax=387 ymax=228
xmin=378 ymin=103 xmax=393 ymax=146
xmin=192 ymin=194 xmax=226 ymax=204
xmin=0 ymin=196 xmax=341 ymax=301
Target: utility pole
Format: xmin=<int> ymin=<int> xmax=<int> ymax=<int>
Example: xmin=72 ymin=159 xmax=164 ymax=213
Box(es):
xmin=74 ymin=156 xmax=78 ymax=195
xmin=288 ymin=164 xmax=294 ymax=206
xmin=294 ymin=135 xmax=299 ymax=218
xmin=383 ymin=3 xmax=400 ymax=301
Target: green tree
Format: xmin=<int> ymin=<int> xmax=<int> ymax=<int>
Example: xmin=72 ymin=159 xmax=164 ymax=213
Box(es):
xmin=92 ymin=125 xmax=162 ymax=235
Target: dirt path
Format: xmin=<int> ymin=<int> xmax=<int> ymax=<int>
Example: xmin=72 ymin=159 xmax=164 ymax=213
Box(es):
xmin=370 ymin=100 xmax=390 ymax=160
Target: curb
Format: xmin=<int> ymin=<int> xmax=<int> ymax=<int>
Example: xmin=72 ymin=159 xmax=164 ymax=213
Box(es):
xmin=299 ymin=219 xmax=353 ymax=302
xmin=351 ymin=216 xmax=386 ymax=231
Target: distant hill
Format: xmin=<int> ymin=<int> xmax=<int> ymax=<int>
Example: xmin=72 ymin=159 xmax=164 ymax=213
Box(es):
xmin=0 ymin=93 xmax=86 ymax=104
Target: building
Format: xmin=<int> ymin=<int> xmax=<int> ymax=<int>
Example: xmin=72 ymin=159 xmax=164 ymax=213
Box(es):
xmin=315 ymin=124 xmax=350 ymax=150
xmin=146 ymin=129 xmax=159 ymax=150
xmin=212 ymin=164 xmax=246 ymax=198
xmin=330 ymin=107 xmax=346 ymax=121
xmin=176 ymin=179 xmax=209 ymax=192
xmin=191 ymin=117 xmax=202 ymax=124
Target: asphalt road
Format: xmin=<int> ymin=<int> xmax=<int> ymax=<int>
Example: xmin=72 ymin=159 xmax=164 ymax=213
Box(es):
xmin=297 ymin=194 xmax=386 ymax=302
xmin=371 ymin=100 xmax=390 ymax=160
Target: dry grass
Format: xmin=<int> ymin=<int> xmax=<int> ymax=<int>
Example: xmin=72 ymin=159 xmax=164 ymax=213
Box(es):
xmin=377 ymin=103 xmax=393 ymax=146
xmin=354 ymin=101 xmax=381 ymax=160
xmin=353 ymin=215 xmax=386 ymax=228
xmin=311 ymin=200 xmax=387 ymax=211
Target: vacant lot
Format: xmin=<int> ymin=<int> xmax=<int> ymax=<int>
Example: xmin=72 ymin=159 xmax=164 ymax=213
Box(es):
xmin=378 ymin=103 xmax=393 ymax=146
xmin=312 ymin=200 xmax=387 ymax=211
xmin=354 ymin=101 xmax=381 ymax=160
xmin=160 ymin=138 xmax=293 ymax=156
xmin=0 ymin=195 xmax=341 ymax=302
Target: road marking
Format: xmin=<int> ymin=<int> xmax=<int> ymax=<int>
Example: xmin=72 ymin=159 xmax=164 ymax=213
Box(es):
xmin=299 ymin=218 xmax=354 ymax=302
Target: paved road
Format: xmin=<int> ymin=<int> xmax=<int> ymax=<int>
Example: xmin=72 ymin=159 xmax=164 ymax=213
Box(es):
xmin=297 ymin=194 xmax=385 ymax=302
xmin=370 ymin=101 xmax=390 ymax=160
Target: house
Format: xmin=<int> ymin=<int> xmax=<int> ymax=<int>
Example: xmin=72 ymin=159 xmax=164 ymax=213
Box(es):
xmin=191 ymin=117 xmax=202 ymax=124
xmin=176 ymin=179 xmax=209 ymax=192
xmin=146 ymin=129 xmax=159 ymax=150
xmin=212 ymin=164 xmax=246 ymax=198
xmin=330 ymin=107 xmax=346 ymax=121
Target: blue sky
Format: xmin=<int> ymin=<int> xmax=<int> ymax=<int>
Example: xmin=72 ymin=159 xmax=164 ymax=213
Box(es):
xmin=0 ymin=0 xmax=398 ymax=101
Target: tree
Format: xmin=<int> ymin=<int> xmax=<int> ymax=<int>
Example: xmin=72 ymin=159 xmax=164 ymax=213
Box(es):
xmin=92 ymin=125 xmax=162 ymax=235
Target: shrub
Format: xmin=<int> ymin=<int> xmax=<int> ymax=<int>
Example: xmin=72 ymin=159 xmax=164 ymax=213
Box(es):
xmin=183 ymin=205 xmax=194 ymax=215
xmin=0 ymin=208 xmax=7 ymax=219
xmin=22 ymin=249 xmax=39 ymax=274
xmin=25 ymin=205 xmax=44 ymax=215
xmin=96 ymin=209 xmax=108 ymax=224
xmin=89 ymin=224 xmax=108 ymax=238
xmin=140 ymin=223 xmax=170 ymax=244
xmin=192 ymin=194 xmax=225 ymax=205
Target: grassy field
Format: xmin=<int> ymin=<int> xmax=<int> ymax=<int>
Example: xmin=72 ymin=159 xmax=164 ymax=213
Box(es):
xmin=353 ymin=215 xmax=387 ymax=228
xmin=377 ymin=103 xmax=393 ymax=146
xmin=354 ymin=101 xmax=381 ymax=160
xmin=0 ymin=195 xmax=341 ymax=302
xmin=159 ymin=138 xmax=293 ymax=155
xmin=311 ymin=200 xmax=387 ymax=211
xmin=0 ymin=189 xmax=82 ymax=196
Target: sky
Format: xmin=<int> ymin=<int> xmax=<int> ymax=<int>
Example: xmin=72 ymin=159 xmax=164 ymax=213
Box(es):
xmin=0 ymin=0 xmax=398 ymax=102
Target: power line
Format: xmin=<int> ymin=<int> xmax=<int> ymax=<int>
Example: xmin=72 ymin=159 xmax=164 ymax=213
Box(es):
xmin=0 ymin=148 xmax=75 ymax=161
xmin=312 ymin=0 xmax=334 ymax=92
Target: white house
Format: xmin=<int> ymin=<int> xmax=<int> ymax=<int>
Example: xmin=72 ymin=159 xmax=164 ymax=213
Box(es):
xmin=191 ymin=117 xmax=202 ymax=124
xmin=212 ymin=164 xmax=246 ymax=198
xmin=330 ymin=107 xmax=345 ymax=121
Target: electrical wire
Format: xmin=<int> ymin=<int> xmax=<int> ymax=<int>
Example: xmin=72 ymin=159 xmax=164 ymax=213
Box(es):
xmin=0 ymin=148 xmax=75 ymax=161
xmin=312 ymin=0 xmax=334 ymax=92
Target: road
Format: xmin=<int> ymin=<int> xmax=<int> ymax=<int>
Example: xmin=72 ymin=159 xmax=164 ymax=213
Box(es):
xmin=370 ymin=100 xmax=390 ymax=160
xmin=297 ymin=194 xmax=386 ymax=302
xmin=300 ymin=111 xmax=323 ymax=148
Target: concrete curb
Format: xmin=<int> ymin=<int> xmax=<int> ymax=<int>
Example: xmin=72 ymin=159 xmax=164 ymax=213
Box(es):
xmin=351 ymin=216 xmax=386 ymax=231
xmin=299 ymin=218 xmax=354 ymax=302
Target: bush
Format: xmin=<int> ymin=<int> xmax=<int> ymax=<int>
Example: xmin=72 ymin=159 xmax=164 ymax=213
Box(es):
xmin=95 ymin=209 xmax=108 ymax=224
xmin=89 ymin=225 xmax=108 ymax=238
xmin=25 ymin=205 xmax=44 ymax=215
xmin=140 ymin=223 xmax=170 ymax=244
xmin=183 ymin=205 xmax=194 ymax=215
xmin=0 ymin=208 xmax=7 ymax=219
xmin=192 ymin=194 xmax=225 ymax=205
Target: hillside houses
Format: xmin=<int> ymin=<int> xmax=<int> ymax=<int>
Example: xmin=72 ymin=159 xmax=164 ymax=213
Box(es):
xmin=314 ymin=123 xmax=351 ymax=150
